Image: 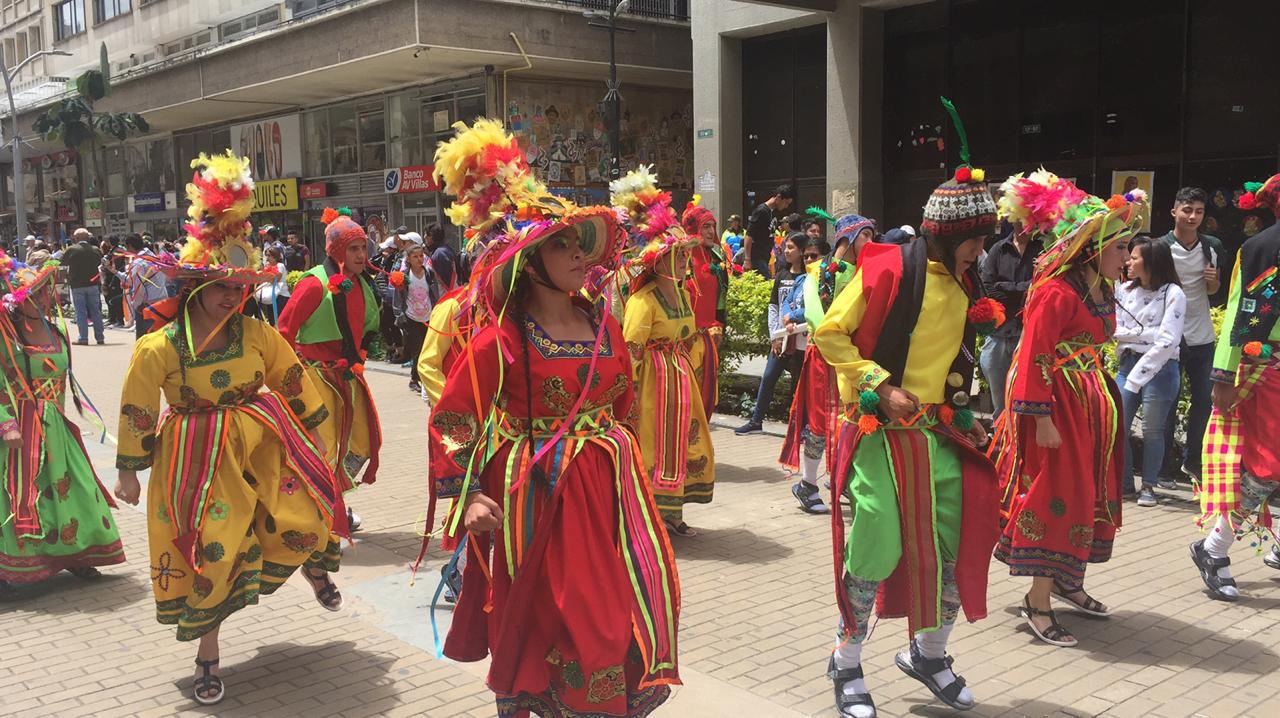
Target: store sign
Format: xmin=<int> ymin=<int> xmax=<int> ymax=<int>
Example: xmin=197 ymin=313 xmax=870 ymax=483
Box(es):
xmin=252 ymin=177 xmax=299 ymax=212
xmin=300 ymin=181 xmax=330 ymax=199
xmin=231 ymin=114 xmax=302 ymax=181
xmin=23 ymin=150 xmax=76 ymax=172
xmin=131 ymin=192 xmax=167 ymax=213
xmin=84 ymin=198 xmax=104 ymax=227
xmin=384 ymin=165 xmax=440 ymax=194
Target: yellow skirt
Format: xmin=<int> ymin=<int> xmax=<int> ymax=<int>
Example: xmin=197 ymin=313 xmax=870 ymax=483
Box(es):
xmin=306 ymin=365 xmax=379 ymax=492
xmin=147 ymin=411 xmax=337 ymax=641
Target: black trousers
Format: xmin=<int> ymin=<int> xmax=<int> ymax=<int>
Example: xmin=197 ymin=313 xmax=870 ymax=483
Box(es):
xmin=402 ymin=320 xmax=426 ymax=385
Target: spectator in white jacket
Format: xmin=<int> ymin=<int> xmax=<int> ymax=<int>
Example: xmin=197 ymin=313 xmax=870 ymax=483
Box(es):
xmin=1115 ymin=236 xmax=1187 ymax=507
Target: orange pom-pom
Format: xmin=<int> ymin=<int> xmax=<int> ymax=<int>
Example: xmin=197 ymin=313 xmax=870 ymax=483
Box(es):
xmin=857 ymin=414 xmax=880 ymax=434
xmin=938 ymin=405 xmax=955 ymax=425
xmin=1106 ymin=194 xmax=1127 ymax=210
xmin=352 ymin=363 xmax=365 ymax=376
xmin=320 ymin=207 xmax=340 ymax=225
xmin=1244 ymin=341 xmax=1263 ymax=357
xmin=389 ymin=271 xmax=405 ymax=289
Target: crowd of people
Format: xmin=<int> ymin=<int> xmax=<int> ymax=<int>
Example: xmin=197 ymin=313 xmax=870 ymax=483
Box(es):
xmin=2 ymin=105 xmax=1279 ymax=718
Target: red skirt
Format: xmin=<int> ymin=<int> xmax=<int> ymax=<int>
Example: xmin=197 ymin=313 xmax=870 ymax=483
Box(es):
xmin=779 ymin=345 xmax=840 ymax=472
xmin=445 ymin=444 xmax=674 ymax=718
xmin=993 ymin=370 xmax=1124 ymax=590
xmin=1237 ymin=364 xmax=1280 ymax=480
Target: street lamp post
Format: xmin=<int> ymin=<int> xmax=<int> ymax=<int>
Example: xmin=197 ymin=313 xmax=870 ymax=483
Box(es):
xmin=1 ymin=49 xmax=73 ymax=242
xmin=587 ymin=1 xmax=634 ymax=182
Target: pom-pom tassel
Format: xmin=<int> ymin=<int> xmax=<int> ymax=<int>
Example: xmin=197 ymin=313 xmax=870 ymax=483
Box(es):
xmin=857 ymin=413 xmax=880 ymax=435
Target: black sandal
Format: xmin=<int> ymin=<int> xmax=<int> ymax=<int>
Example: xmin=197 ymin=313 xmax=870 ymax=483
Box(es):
xmin=663 ymin=519 xmax=697 ymax=537
xmin=1019 ymin=594 xmax=1078 ymax=647
xmin=303 ymin=567 xmax=344 ymax=611
xmin=895 ymin=641 xmax=974 ymax=711
xmin=1190 ymin=539 xmax=1239 ymax=602
xmin=441 ymin=563 xmax=462 ymax=604
xmin=827 ymin=655 xmax=876 ymax=717
xmin=1050 ymin=581 xmax=1111 ymax=617
xmin=192 ymin=657 xmax=225 ymax=706
xmin=66 ymin=566 xmax=101 ymax=580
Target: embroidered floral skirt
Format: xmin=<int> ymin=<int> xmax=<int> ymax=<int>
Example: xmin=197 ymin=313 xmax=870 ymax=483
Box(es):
xmin=994 ymin=371 xmax=1124 ymax=590
xmin=147 ymin=411 xmax=334 ymax=641
xmin=306 ymin=364 xmax=379 ymax=492
xmin=633 ymin=349 xmax=715 ymax=521
xmin=0 ymin=412 xmax=124 ymax=584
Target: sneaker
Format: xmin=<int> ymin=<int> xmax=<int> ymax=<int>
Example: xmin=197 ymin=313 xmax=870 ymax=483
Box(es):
xmin=73 ymin=340 xmax=89 ymax=346
xmin=734 ymin=420 xmax=763 ymax=436
xmin=347 ymin=507 xmax=363 ymax=532
xmin=1136 ymin=487 xmax=1158 ymax=507
xmin=401 ymin=360 xmax=413 ymax=369
xmin=1264 ymin=546 xmax=1280 ymax=571
xmin=792 ymin=481 xmax=830 ymax=514
xmin=408 ymin=381 xmax=422 ymax=394
xmin=1156 ymin=477 xmax=1179 ymax=491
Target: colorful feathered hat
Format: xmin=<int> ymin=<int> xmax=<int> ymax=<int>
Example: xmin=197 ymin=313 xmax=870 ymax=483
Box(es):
xmin=433 ymin=118 xmax=621 ymax=313
xmin=1236 ymin=173 xmax=1280 ymax=218
xmin=611 ymin=165 xmax=695 ymax=271
xmin=1029 ymin=189 xmax=1149 ymax=296
xmin=0 ymin=249 xmax=60 ymax=312
xmin=996 ymin=168 xmax=1086 ymax=238
xmin=171 ymin=151 xmax=270 ymax=281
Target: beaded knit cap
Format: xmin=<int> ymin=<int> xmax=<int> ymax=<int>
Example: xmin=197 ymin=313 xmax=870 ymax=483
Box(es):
xmin=919 ymin=97 xmax=996 ymax=243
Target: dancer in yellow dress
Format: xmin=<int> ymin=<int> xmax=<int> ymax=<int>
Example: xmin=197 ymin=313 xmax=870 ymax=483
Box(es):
xmin=614 ymin=167 xmax=716 ymax=536
xmin=114 ymin=151 xmax=344 ymax=706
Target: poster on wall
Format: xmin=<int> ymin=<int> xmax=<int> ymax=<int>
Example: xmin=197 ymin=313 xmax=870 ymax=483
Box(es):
xmin=1111 ymin=170 xmax=1154 ymax=232
xmin=507 ymin=80 xmax=693 ymax=191
xmin=231 ymin=114 xmax=303 ymax=182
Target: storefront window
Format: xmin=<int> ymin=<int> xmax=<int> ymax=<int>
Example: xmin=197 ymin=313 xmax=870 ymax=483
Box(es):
xmin=331 ymin=104 xmax=358 ymax=175
xmin=126 ymin=138 xmax=174 ymax=194
xmin=358 ymin=101 xmax=386 ymax=173
xmin=388 ymin=94 xmax=421 ymax=167
xmin=304 ymin=109 xmax=331 ymax=177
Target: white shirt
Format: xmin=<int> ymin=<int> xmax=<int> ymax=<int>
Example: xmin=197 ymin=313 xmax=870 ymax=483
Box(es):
xmin=1114 ymin=281 xmax=1187 ymax=393
xmin=1169 ymin=239 xmax=1216 ymax=346
xmin=256 ymin=262 xmax=291 ymax=306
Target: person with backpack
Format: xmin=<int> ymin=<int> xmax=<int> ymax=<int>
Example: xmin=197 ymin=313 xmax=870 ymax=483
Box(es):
xmin=1159 ymin=187 xmax=1226 ymax=486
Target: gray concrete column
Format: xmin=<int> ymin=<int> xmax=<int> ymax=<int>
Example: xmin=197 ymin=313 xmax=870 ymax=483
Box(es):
xmin=691 ymin=4 xmax=744 ymax=221
xmin=825 ymin=2 xmax=883 ymax=220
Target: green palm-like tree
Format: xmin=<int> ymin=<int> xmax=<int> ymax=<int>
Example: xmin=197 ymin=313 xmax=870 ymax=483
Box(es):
xmin=31 ymin=43 xmax=148 ymax=150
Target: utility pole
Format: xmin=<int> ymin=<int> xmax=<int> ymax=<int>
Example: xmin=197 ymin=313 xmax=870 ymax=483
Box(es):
xmin=1 ymin=49 xmax=72 ymax=241
xmin=587 ymin=1 xmax=634 ymax=182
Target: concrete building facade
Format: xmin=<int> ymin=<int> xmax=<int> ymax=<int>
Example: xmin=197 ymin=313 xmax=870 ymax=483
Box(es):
xmin=1 ymin=0 xmax=693 ymax=249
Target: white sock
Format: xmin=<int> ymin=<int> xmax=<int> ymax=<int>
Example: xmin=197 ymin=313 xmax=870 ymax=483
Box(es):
xmin=913 ymin=625 xmax=973 ymax=706
xmin=802 ymin=453 xmax=821 ymax=486
xmin=832 ymin=637 xmax=868 ymax=697
xmin=1203 ymin=516 xmax=1239 ymax=597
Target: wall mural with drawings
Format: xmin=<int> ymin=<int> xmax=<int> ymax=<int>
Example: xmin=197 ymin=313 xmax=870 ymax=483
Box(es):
xmin=506 ymin=79 xmax=693 ymax=200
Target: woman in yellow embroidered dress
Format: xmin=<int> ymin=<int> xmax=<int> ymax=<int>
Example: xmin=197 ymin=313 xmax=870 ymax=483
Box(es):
xmin=113 ymin=151 xmax=344 ymax=706
xmin=614 ymin=167 xmax=716 ymax=537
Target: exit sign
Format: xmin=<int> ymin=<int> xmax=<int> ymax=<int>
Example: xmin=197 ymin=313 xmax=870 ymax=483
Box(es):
xmin=696 ymin=128 xmax=714 ymax=139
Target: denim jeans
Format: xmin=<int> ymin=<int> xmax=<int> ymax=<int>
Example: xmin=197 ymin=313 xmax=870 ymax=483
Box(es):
xmin=978 ymin=333 xmax=1018 ymax=418
xmin=70 ymin=285 xmax=105 ymax=343
xmin=749 ymin=349 xmax=804 ymax=424
xmin=1118 ymin=352 xmax=1181 ymax=492
xmin=1165 ymin=342 xmax=1214 ymax=474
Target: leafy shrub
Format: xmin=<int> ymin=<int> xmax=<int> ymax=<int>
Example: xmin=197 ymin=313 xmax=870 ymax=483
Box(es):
xmin=722 ymin=271 xmax=773 ymax=374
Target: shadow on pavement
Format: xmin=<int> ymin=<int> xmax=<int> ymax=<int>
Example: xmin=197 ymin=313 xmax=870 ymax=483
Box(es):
xmin=175 ymin=640 xmax=399 ymax=715
xmin=1001 ymin=606 xmax=1280 ymax=673
xmin=0 ymin=570 xmax=148 ymax=613
xmin=671 ymin=526 xmax=795 ymax=563
xmin=901 ymin=697 xmax=1069 ymax=716
xmin=714 ymin=462 xmax=788 ymax=486
xmin=343 ymin=529 xmax=439 ymax=568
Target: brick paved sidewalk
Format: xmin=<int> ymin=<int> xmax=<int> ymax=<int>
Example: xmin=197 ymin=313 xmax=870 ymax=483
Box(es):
xmin=3 ymin=334 xmax=1280 ymax=717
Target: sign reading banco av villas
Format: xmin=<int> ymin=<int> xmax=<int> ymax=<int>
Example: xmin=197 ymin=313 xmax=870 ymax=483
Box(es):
xmin=384 ymin=165 xmax=440 ymax=194
xmin=251 ymin=177 xmax=300 ymax=212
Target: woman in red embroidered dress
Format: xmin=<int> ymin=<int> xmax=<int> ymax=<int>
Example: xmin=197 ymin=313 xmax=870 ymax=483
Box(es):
xmin=428 ymin=119 xmax=679 ymax=718
xmin=992 ymin=190 xmax=1147 ymax=648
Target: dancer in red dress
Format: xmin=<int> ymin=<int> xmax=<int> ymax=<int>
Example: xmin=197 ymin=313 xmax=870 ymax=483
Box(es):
xmin=683 ymin=198 xmax=728 ymax=418
xmin=992 ymin=186 xmax=1148 ymax=647
xmin=428 ymin=119 xmax=680 ymax=718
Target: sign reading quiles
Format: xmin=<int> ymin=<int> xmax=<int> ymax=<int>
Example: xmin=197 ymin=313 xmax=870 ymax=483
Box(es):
xmin=251 ymin=178 xmax=300 ymax=212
